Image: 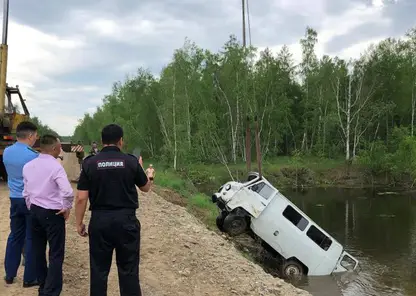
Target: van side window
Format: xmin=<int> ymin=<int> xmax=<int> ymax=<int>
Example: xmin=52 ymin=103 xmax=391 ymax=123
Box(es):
xmin=249 ymin=182 xmax=274 ymax=200
xmin=282 ymin=205 xmax=309 ymax=231
xmin=307 ymin=225 xmax=333 ymax=251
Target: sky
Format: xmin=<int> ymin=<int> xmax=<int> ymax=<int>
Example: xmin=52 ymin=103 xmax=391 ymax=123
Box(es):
xmin=2 ymin=0 xmax=413 ymax=136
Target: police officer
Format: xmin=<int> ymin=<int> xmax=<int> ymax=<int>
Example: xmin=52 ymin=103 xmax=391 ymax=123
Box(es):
xmin=75 ymin=124 xmax=150 ymax=296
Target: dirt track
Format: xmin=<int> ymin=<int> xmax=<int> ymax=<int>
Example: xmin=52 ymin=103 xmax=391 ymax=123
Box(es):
xmin=0 ymin=183 xmax=310 ymax=296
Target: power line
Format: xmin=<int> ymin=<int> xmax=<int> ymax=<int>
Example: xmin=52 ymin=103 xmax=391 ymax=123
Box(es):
xmin=242 ymin=0 xmax=246 ymax=47
xmin=246 ymin=0 xmax=252 ymax=46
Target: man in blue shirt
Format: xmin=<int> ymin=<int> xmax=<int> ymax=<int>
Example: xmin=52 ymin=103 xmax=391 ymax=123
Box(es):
xmin=4 ymin=121 xmax=39 ymax=287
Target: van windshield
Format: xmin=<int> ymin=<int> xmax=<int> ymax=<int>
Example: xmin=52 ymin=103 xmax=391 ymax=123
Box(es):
xmin=249 ymin=182 xmax=274 ymax=200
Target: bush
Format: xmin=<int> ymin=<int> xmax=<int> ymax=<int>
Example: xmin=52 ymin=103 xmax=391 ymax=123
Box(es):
xmin=358 ymin=141 xmax=390 ymax=174
xmin=392 ymin=136 xmax=416 ymax=180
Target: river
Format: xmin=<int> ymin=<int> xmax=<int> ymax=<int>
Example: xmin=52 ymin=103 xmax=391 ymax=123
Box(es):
xmin=287 ymin=187 xmax=415 ymax=296
xmin=199 ymin=184 xmax=416 ymax=296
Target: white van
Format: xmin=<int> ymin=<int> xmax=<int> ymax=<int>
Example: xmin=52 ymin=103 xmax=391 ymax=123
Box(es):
xmin=211 ymin=172 xmax=359 ymax=280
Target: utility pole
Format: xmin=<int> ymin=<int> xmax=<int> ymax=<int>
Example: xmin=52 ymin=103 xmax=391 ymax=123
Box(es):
xmin=242 ymin=0 xmax=246 ymax=47
xmin=243 ymin=0 xmax=250 ymax=173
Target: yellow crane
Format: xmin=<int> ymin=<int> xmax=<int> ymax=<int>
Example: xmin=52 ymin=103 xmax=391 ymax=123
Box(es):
xmin=0 ymin=0 xmax=84 ymax=181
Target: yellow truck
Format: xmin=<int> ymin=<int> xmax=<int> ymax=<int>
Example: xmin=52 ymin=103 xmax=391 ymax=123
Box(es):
xmin=0 ymin=0 xmax=84 ymax=181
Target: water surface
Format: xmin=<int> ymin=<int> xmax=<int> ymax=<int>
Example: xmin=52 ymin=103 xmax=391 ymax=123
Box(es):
xmin=282 ymin=187 xmax=416 ymax=296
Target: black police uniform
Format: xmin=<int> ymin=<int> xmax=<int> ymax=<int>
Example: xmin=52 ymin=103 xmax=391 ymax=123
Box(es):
xmin=77 ymin=146 xmax=148 ymax=296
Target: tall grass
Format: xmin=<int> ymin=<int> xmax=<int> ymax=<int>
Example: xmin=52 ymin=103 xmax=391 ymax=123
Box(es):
xmin=153 ymin=167 xmax=219 ymax=228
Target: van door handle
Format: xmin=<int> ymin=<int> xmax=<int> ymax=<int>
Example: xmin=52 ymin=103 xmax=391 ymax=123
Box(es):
xmin=273 ymin=230 xmax=279 ymax=236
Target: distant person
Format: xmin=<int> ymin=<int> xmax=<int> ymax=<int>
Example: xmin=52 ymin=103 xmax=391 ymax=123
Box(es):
xmin=89 ymin=142 xmax=100 ymax=156
xmin=3 ymin=121 xmax=39 ymax=287
xmin=57 ymin=149 xmax=64 ymax=165
xmin=75 ymin=141 xmax=85 ymax=182
xmin=56 ymin=139 xmax=64 ymax=165
xmin=145 ymin=164 xmax=155 ymax=185
xmin=75 ymin=124 xmax=150 ymax=296
xmin=23 ymin=135 xmax=73 ymax=296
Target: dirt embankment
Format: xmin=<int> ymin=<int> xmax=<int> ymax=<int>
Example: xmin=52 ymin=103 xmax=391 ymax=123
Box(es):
xmin=0 ymin=184 xmax=309 ymax=296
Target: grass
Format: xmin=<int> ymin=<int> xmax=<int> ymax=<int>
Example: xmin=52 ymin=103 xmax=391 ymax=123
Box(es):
xmin=187 ymin=193 xmax=218 ymax=228
xmin=153 ymin=166 xmax=219 ymax=229
xmin=157 ymin=170 xmax=188 ymax=191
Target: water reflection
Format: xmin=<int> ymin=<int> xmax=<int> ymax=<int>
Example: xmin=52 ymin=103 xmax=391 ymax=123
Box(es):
xmin=286 ymin=187 xmax=416 ymax=296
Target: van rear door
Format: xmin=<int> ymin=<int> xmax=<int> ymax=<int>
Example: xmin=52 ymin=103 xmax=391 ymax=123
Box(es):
xmin=333 ymin=251 xmax=359 ymax=273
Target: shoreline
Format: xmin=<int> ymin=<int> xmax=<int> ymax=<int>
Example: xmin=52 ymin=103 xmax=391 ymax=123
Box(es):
xmin=165 ymin=160 xmax=415 ymax=193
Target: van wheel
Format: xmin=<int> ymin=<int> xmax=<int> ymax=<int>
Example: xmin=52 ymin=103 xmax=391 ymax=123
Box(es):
xmin=223 ymin=213 xmax=247 ymax=236
xmin=281 ymin=260 xmax=304 ymax=281
xmin=216 ymin=211 xmax=227 ymax=232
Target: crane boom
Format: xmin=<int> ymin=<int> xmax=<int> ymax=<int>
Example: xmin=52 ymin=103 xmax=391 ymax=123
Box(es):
xmin=0 ymin=0 xmax=9 ymax=116
xmin=0 ymin=0 xmax=9 ymax=117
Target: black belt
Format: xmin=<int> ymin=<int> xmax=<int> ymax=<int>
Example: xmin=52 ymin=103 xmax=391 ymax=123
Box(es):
xmin=31 ymin=204 xmax=61 ymax=214
xmin=91 ymin=208 xmax=136 ymax=215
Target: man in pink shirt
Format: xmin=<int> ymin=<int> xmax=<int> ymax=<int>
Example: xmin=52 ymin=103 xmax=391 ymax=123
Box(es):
xmin=23 ymin=135 xmax=74 ymax=296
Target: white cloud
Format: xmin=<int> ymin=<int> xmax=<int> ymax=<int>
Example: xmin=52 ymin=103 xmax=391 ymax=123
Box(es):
xmin=335 ymin=37 xmax=388 ymax=60
xmin=74 ymin=7 xmax=203 ymax=46
xmin=371 ymin=0 xmax=399 ymax=8
xmin=372 ymin=0 xmax=385 ymax=8
xmin=3 ymin=19 xmax=106 ymax=135
xmin=319 ymin=3 xmax=389 ymax=44
xmin=7 ymin=21 xmax=85 ymax=84
xmin=274 ymin=0 xmax=326 ymax=18
xmin=259 ymin=1 xmax=392 ymax=65
xmin=87 ymin=18 xmax=118 ymax=36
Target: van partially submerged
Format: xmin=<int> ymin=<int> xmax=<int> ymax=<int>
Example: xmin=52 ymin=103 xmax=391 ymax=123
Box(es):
xmin=212 ymin=172 xmax=359 ymax=280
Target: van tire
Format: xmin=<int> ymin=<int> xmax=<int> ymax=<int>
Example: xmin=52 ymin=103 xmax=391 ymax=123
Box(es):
xmin=223 ymin=213 xmax=247 ymax=236
xmin=216 ymin=211 xmax=227 ymax=232
xmin=280 ymin=260 xmax=304 ymax=281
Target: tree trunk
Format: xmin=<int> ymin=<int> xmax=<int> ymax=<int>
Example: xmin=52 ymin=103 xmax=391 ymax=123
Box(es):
xmin=172 ymin=74 xmax=177 ymax=170
xmin=185 ymin=84 xmax=192 ymax=148
xmin=412 ymin=82 xmax=415 ymax=136
xmin=345 ymin=75 xmax=351 ymax=161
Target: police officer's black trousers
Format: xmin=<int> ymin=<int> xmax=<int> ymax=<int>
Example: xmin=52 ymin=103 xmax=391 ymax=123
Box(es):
xmin=31 ymin=204 xmax=66 ymax=296
xmin=88 ymin=209 xmax=141 ymax=296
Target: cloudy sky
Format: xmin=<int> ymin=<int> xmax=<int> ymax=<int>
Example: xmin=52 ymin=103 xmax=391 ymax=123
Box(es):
xmin=3 ymin=0 xmax=413 ymax=135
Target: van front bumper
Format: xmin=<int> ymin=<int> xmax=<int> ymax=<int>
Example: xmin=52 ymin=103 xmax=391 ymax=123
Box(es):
xmin=211 ymin=193 xmax=219 ymax=203
xmin=211 ymin=193 xmax=226 ymax=211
